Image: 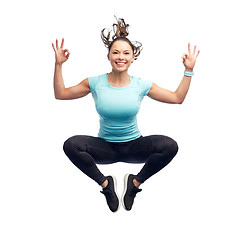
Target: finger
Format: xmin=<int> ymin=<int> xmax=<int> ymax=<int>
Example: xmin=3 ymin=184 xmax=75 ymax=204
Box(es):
xmin=61 ymin=38 xmax=64 ymax=48
xmin=196 ymin=50 xmax=200 ymax=58
xmin=188 ymin=42 xmax=191 ymax=54
xmin=56 ymin=39 xmax=59 ymax=50
xmin=64 ymin=49 xmax=70 ymax=58
xmin=181 ymin=53 xmax=188 ymax=59
xmin=193 ymin=45 xmax=196 ymax=55
xmin=181 ymin=54 xmax=187 ymax=63
xmin=52 ymin=43 xmax=56 ymax=52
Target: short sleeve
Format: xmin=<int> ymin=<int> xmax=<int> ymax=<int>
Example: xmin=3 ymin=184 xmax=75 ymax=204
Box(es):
xmin=140 ymin=79 xmax=152 ymax=97
xmin=88 ymin=76 xmax=98 ymax=93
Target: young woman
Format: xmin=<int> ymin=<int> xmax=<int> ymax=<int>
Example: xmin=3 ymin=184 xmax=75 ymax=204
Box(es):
xmin=52 ymin=17 xmax=200 ymax=212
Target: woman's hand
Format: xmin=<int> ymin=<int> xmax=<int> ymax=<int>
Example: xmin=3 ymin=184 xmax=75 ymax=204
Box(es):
xmin=182 ymin=43 xmax=200 ymax=71
xmin=52 ymin=38 xmax=70 ymax=65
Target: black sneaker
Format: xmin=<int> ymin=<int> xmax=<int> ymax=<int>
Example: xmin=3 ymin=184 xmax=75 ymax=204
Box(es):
xmin=100 ymin=176 xmax=120 ymax=212
xmin=122 ymin=174 xmax=142 ymax=211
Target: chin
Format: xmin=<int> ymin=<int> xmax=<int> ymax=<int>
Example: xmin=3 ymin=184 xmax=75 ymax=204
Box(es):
xmin=113 ymin=68 xmax=128 ymax=73
xmin=113 ymin=65 xmax=130 ymax=72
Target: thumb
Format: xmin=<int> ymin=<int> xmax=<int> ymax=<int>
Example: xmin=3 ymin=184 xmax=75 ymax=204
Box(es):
xmin=64 ymin=49 xmax=70 ymax=58
xmin=181 ymin=53 xmax=188 ymax=62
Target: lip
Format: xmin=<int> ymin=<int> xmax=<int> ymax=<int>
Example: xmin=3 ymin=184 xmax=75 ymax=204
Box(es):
xmin=115 ymin=62 xmax=127 ymax=66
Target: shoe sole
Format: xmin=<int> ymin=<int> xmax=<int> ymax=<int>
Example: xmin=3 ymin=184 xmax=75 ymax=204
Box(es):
xmin=110 ymin=175 xmax=121 ymax=212
xmin=121 ymin=173 xmax=130 ymax=210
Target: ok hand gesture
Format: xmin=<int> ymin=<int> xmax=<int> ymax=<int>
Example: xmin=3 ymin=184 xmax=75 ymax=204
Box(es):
xmin=182 ymin=43 xmax=200 ymax=71
xmin=52 ymin=38 xmax=70 ymax=65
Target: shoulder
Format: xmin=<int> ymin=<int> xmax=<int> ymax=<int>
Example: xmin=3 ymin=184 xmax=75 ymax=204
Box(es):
xmin=131 ymin=76 xmax=152 ymax=96
xmin=131 ymin=75 xmax=152 ymax=85
xmin=88 ymin=73 xmax=107 ymax=91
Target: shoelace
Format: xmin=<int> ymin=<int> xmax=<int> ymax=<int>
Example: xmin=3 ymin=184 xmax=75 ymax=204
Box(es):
xmin=100 ymin=189 xmax=115 ymax=199
xmin=129 ymin=188 xmax=142 ymax=198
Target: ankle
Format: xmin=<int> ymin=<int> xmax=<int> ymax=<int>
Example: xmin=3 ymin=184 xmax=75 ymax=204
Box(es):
xmin=133 ymin=178 xmax=141 ymax=188
xmin=101 ymin=179 xmax=108 ymax=189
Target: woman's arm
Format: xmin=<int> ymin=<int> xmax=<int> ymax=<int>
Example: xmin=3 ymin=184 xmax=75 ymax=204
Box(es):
xmin=52 ymin=38 xmax=91 ymax=100
xmin=148 ymin=73 xmax=193 ymax=104
xmin=148 ymin=43 xmax=200 ymax=104
xmin=53 ymin=63 xmax=90 ymax=100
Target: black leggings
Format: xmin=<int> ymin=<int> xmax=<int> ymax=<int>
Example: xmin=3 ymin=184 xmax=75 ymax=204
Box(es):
xmin=63 ymin=135 xmax=178 ymax=185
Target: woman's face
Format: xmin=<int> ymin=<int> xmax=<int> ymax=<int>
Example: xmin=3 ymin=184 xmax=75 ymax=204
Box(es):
xmin=108 ymin=40 xmax=135 ymax=73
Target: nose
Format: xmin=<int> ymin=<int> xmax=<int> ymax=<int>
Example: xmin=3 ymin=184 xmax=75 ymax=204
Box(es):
xmin=118 ymin=53 xmax=124 ymax=60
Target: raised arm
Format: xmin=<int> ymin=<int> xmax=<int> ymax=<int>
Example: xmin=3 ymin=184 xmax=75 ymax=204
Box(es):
xmin=148 ymin=43 xmax=200 ymax=104
xmin=52 ymin=38 xmax=91 ymax=100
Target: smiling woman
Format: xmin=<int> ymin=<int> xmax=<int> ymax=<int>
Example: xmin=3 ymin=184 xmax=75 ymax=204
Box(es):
xmin=107 ymin=41 xmax=135 ymax=86
xmin=52 ymin=16 xmax=199 ymax=213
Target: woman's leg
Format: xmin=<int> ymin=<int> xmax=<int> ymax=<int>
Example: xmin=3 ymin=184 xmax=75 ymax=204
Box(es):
xmin=63 ymin=135 xmax=117 ymax=186
xmin=121 ymin=135 xmax=178 ymax=210
xmin=122 ymin=135 xmax=179 ymax=184
xmin=136 ymin=135 xmax=178 ymax=184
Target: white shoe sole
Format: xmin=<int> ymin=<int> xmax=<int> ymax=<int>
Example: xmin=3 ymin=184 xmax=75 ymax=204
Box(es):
xmin=121 ymin=173 xmax=130 ymax=210
xmin=110 ymin=175 xmax=121 ymax=212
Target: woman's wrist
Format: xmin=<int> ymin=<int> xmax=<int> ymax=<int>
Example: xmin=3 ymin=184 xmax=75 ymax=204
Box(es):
xmin=55 ymin=62 xmax=63 ymax=67
xmin=184 ymin=69 xmax=194 ymax=77
xmin=185 ymin=68 xmax=193 ymax=72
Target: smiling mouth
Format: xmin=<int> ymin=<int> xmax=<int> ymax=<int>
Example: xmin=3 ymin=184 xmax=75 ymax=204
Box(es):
xmin=116 ymin=62 xmax=126 ymax=65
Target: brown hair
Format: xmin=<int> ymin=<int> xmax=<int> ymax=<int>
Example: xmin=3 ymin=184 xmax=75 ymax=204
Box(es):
xmin=101 ymin=16 xmax=142 ymax=60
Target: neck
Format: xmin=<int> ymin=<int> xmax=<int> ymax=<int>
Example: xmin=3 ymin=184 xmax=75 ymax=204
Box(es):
xmin=109 ymin=70 xmax=129 ymax=83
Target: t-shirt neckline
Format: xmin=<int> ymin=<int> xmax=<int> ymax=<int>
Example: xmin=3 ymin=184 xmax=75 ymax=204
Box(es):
xmin=106 ymin=73 xmax=132 ymax=90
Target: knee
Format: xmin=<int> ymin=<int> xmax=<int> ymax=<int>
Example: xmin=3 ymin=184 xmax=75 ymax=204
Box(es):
xmin=153 ymin=135 xmax=178 ymax=158
xmin=63 ymin=136 xmax=81 ymax=157
xmin=63 ymin=137 xmax=74 ymax=156
xmin=165 ymin=138 xmax=179 ymax=158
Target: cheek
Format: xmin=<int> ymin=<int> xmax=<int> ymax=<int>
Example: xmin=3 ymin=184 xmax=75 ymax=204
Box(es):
xmin=109 ymin=55 xmax=116 ymax=62
xmin=127 ymin=55 xmax=134 ymax=63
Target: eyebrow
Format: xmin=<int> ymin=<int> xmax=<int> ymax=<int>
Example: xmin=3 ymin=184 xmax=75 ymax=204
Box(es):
xmin=112 ymin=49 xmax=130 ymax=52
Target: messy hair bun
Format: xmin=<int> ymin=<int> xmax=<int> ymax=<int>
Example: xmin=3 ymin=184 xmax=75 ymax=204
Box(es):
xmin=101 ymin=16 xmax=142 ymax=60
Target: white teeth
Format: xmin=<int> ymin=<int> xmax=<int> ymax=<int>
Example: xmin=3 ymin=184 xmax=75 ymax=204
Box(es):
xmin=116 ymin=62 xmax=125 ymax=65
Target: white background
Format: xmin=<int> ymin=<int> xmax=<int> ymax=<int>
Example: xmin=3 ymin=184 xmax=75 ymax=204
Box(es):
xmin=1 ymin=0 xmax=240 ymax=239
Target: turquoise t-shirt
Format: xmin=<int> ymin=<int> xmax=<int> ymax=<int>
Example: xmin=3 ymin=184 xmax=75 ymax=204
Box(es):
xmin=88 ymin=73 xmax=152 ymax=142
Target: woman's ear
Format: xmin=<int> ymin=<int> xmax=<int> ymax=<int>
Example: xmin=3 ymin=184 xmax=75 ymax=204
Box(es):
xmin=132 ymin=54 xmax=135 ymax=63
xmin=107 ymin=53 xmax=110 ymax=61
